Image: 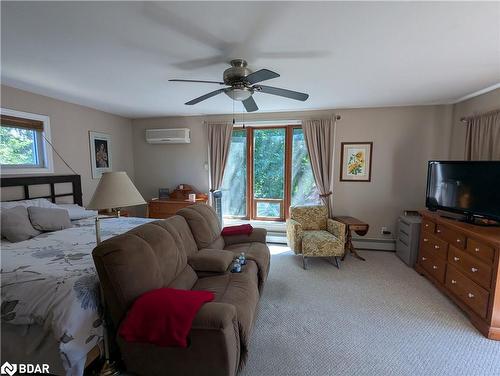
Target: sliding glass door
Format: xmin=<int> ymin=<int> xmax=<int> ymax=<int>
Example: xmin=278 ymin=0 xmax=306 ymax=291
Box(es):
xmin=222 ymin=125 xmax=320 ymax=221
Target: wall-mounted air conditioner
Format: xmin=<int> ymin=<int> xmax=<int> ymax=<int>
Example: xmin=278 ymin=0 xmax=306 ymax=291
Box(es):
xmin=145 ymin=128 xmax=191 ymax=144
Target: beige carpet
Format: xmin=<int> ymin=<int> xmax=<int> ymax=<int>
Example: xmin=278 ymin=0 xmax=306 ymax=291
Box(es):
xmin=240 ymin=246 xmax=500 ymax=376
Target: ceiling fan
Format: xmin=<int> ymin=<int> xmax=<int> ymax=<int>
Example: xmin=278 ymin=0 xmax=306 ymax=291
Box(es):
xmin=169 ymin=59 xmax=309 ymax=112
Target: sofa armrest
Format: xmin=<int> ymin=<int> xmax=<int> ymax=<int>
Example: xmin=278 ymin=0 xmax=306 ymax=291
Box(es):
xmin=286 ymin=219 xmax=303 ymax=253
xmin=188 ymin=249 xmax=234 ymax=273
xmin=327 ymin=219 xmax=346 ymax=244
xmin=191 ymin=302 xmax=238 ymax=331
xmin=222 ymin=228 xmax=267 ymax=246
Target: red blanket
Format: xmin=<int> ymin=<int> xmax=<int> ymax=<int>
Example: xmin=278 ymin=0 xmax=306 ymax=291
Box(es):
xmin=221 ymin=224 xmax=253 ymax=236
xmin=119 ymin=288 xmax=214 ymax=347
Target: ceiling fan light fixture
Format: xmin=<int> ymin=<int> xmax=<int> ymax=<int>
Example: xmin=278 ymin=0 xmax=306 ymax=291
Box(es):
xmin=225 ymin=87 xmax=253 ymax=101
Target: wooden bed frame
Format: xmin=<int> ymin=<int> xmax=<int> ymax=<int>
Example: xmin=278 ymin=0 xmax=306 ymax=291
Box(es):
xmin=0 ymin=174 xmax=103 ymax=368
xmin=0 ymin=174 xmax=83 ymax=205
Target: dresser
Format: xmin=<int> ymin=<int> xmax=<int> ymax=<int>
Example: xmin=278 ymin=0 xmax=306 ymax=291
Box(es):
xmin=416 ymin=210 xmax=500 ymax=340
xmin=148 ymin=198 xmax=208 ymax=219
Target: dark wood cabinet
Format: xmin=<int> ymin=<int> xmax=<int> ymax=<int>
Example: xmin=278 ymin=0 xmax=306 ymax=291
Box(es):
xmin=147 ymin=198 xmax=208 ymax=219
xmin=416 ymin=210 xmax=500 ymax=340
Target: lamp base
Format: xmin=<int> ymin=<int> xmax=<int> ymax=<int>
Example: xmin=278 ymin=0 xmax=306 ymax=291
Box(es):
xmin=99 ymin=360 xmax=121 ymax=376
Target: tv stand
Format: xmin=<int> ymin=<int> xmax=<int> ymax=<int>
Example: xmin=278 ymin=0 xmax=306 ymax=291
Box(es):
xmin=435 ymin=210 xmax=500 ymax=227
xmin=416 ymin=210 xmax=500 ymax=340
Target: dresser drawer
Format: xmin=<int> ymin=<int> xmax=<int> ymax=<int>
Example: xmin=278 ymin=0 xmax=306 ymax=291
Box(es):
xmin=422 ymin=219 xmax=436 ymax=234
xmin=421 ymin=233 xmax=448 ymax=260
xmin=466 ymin=238 xmax=495 ymax=264
xmin=448 ymin=246 xmax=492 ymax=290
xmin=436 ymin=224 xmax=466 ymax=249
xmin=419 ymin=249 xmax=446 ymax=284
xmin=446 ymin=265 xmax=489 ymax=319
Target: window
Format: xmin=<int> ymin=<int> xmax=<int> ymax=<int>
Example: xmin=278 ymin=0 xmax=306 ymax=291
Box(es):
xmin=0 ymin=108 xmax=53 ymax=174
xmin=222 ymin=125 xmax=321 ymax=221
xmin=221 ymin=129 xmax=247 ymax=218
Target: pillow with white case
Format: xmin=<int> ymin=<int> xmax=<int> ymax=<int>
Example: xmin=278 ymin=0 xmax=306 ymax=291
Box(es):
xmin=1 ymin=198 xmax=60 ymax=210
xmin=56 ymin=204 xmax=98 ymax=220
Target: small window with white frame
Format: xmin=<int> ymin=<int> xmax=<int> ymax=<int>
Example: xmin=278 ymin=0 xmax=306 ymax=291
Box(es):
xmin=0 ymin=108 xmax=54 ymax=174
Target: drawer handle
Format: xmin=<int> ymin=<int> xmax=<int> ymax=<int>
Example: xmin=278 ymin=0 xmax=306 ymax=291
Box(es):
xmin=471 ymin=267 xmax=478 ymax=273
xmin=451 ymin=279 xmax=457 ymax=284
xmin=421 ymin=257 xmax=427 ymax=261
xmin=453 ymin=257 xmax=460 ymax=262
xmin=434 ymin=245 xmax=440 ymax=249
xmin=475 ymin=247 xmax=480 ymax=252
xmin=425 ymin=224 xmax=429 ymax=228
xmin=456 ymin=239 xmax=461 ymax=243
xmin=432 ymin=265 xmax=438 ymax=270
xmin=468 ymin=293 xmax=474 ymax=299
xmin=437 ymin=229 xmax=441 ymax=233
xmin=423 ymin=238 xmax=429 ymax=242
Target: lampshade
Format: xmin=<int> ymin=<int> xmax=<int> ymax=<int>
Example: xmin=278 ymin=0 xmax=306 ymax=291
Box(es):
xmin=88 ymin=171 xmax=146 ymax=210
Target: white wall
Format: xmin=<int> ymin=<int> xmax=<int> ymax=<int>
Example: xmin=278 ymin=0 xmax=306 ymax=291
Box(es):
xmin=1 ymin=85 xmax=136 ymax=206
xmin=132 ymin=105 xmax=453 ymax=239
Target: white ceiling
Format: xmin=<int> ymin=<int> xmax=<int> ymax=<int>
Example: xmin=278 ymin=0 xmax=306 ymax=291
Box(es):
xmin=2 ymin=1 xmax=500 ymax=118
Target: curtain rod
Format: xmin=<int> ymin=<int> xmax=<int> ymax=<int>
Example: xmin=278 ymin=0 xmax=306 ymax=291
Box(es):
xmin=233 ymin=115 xmax=341 ymax=126
xmin=460 ymin=108 xmax=500 ymax=123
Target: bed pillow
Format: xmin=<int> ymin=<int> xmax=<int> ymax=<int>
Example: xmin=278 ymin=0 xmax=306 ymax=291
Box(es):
xmin=1 ymin=198 xmax=60 ymax=210
xmin=28 ymin=206 xmax=72 ymax=232
xmin=1 ymin=206 xmax=41 ymax=242
xmin=56 ymin=204 xmax=98 ymax=220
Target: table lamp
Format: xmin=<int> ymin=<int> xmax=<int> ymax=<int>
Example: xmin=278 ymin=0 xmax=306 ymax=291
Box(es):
xmin=87 ymin=172 xmax=145 ymax=376
xmin=88 ymin=171 xmax=146 ymax=244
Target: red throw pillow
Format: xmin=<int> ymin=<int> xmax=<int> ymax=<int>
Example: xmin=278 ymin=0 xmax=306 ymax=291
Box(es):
xmin=119 ymin=288 xmax=214 ymax=348
xmin=221 ymin=224 xmax=253 ymax=236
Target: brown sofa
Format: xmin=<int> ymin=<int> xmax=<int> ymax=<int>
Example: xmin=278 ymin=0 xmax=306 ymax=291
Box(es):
xmin=92 ymin=204 xmax=270 ymax=376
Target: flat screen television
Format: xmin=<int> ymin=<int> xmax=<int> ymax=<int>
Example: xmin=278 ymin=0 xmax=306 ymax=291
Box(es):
xmin=426 ymin=161 xmax=500 ymax=223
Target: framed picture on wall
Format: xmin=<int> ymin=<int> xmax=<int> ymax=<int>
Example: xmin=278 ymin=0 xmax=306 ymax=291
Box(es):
xmin=89 ymin=131 xmax=112 ymax=179
xmin=340 ymin=142 xmax=373 ymax=182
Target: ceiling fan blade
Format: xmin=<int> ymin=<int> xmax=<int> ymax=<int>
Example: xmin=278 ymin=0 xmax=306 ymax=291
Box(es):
xmin=185 ymin=89 xmax=226 ymax=105
xmin=169 ymin=79 xmax=225 ymax=85
xmin=242 ymin=96 xmax=258 ymax=112
xmin=256 ymin=85 xmax=309 ymax=101
xmin=245 ymin=69 xmax=280 ymax=85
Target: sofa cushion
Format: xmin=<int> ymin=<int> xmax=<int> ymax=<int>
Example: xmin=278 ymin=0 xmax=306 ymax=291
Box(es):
xmin=152 ymin=216 xmax=198 ymax=257
xmin=177 ymin=204 xmax=224 ymax=249
xmin=193 ymin=260 xmax=259 ymax=365
xmin=224 ymin=242 xmax=270 ymax=292
xmin=188 ymin=249 xmax=235 ymax=273
xmin=119 ymin=287 xmax=215 ymax=348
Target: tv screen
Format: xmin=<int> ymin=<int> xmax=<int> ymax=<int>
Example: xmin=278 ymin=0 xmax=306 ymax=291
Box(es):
xmin=426 ymin=161 xmax=500 ymax=221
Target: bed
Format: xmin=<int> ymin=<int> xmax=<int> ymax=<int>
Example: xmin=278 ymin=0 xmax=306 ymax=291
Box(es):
xmin=1 ymin=175 xmax=152 ymax=376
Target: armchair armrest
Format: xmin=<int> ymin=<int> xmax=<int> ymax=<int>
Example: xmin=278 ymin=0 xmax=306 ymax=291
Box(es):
xmin=222 ymin=228 xmax=267 ymax=246
xmin=191 ymin=302 xmax=238 ymax=331
xmin=286 ymin=219 xmax=303 ymax=254
xmin=327 ymin=219 xmax=346 ymax=244
xmin=188 ymin=249 xmax=234 ymax=273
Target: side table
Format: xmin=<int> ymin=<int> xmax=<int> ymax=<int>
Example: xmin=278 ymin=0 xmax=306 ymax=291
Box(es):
xmin=333 ymin=216 xmax=369 ymax=261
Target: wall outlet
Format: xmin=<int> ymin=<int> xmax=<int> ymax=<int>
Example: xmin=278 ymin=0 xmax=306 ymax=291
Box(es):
xmin=381 ymin=226 xmax=391 ymax=235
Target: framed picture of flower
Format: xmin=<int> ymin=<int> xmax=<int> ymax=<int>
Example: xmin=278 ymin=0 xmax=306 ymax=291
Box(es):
xmin=340 ymin=142 xmax=373 ymax=182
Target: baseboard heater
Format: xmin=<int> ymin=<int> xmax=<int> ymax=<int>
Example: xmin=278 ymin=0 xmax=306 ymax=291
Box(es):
xmin=267 ymin=233 xmax=396 ymax=252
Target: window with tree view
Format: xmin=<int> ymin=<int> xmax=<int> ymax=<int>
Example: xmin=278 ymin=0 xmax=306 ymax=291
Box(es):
xmin=221 ymin=125 xmax=320 ymax=221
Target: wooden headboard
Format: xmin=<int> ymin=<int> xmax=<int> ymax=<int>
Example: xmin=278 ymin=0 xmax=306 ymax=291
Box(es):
xmin=0 ymin=175 xmax=83 ymax=206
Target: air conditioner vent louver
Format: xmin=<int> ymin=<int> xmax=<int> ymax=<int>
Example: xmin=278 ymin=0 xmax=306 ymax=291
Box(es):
xmin=145 ymin=128 xmax=190 ymax=144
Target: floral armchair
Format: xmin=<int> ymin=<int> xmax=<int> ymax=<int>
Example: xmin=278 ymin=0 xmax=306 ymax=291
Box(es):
xmin=286 ymin=205 xmax=346 ymax=269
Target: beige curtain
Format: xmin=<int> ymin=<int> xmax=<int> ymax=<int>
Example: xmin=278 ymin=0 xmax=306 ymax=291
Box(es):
xmin=465 ymin=110 xmax=500 ymax=160
xmin=207 ymin=121 xmax=233 ymax=197
xmin=302 ymin=117 xmax=336 ymax=216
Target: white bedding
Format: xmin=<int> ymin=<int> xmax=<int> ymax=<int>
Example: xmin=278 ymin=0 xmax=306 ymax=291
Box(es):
xmin=0 ymin=216 xmax=153 ymax=376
